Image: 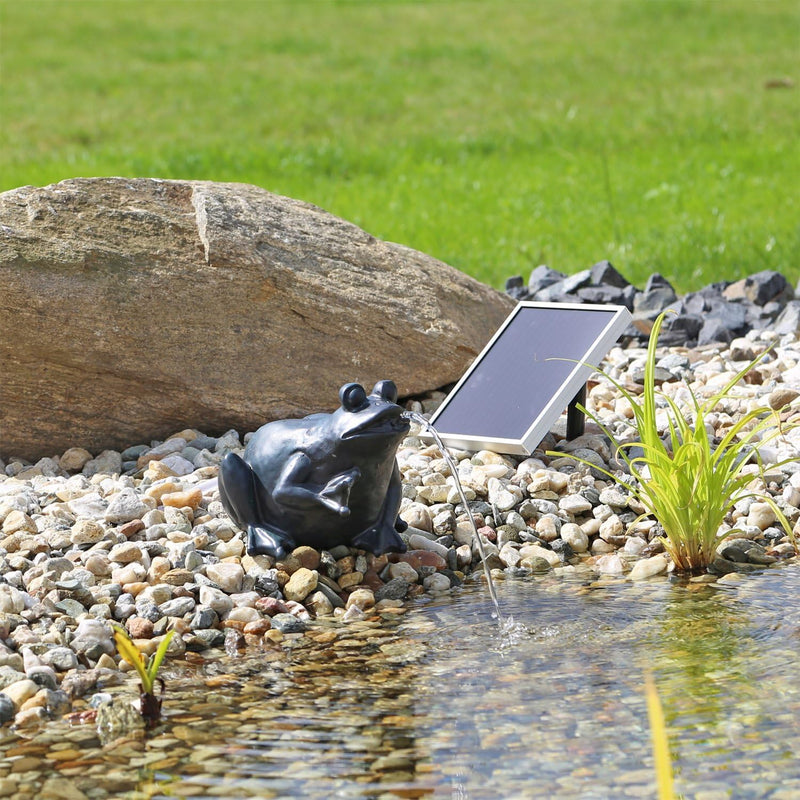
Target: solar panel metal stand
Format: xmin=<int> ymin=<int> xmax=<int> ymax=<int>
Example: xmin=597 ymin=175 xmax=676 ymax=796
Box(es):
xmin=566 ymin=383 xmax=587 ymax=440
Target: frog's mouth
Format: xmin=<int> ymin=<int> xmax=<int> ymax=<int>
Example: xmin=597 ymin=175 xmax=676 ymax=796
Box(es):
xmin=342 ymin=407 xmax=411 ymax=439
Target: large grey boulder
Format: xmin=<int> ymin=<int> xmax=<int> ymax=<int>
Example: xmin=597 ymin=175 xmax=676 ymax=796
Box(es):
xmin=0 ymin=178 xmax=513 ymax=460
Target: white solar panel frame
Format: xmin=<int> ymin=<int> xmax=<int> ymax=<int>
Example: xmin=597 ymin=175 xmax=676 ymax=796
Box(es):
xmin=423 ymin=301 xmax=633 ymax=455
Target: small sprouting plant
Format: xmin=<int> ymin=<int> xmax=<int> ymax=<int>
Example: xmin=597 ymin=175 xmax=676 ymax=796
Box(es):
xmin=112 ymin=623 xmax=175 ymax=727
xmin=551 ymin=311 xmax=795 ymax=572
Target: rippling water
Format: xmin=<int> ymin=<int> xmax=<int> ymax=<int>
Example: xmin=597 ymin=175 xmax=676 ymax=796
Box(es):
xmin=5 ymin=566 xmax=800 ymax=799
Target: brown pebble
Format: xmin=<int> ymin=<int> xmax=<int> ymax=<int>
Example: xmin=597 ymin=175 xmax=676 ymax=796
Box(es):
xmin=292 ymin=545 xmax=321 ymax=570
xmin=336 ymin=555 xmax=356 ymax=573
xmin=255 ymin=597 xmax=288 ymax=616
xmin=338 ymin=571 xmax=364 ymax=590
xmin=47 ymin=749 xmax=84 ymax=762
xmin=367 ymin=554 xmax=389 ymax=571
xmin=243 ymin=619 xmax=271 ymax=635
xmin=361 ymin=569 xmax=385 ymax=591
xmin=118 ymin=520 xmax=145 ymax=538
xmin=205 ymin=674 xmax=239 ymax=688
xmin=387 ymin=550 xmax=447 ymax=570
xmin=768 ymin=387 xmax=800 ymax=410
xmin=161 ymin=569 xmax=195 ymax=586
xmin=161 ymin=489 xmax=203 ymax=510
xmin=126 ymin=617 xmax=154 ymax=639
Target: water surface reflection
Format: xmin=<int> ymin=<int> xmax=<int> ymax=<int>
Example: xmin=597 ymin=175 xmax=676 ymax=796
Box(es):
xmin=3 ymin=566 xmax=800 ymax=798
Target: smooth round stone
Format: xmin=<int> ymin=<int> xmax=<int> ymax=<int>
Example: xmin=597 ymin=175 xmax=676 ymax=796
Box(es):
xmin=389 ymin=550 xmax=447 ymax=571
xmin=388 ymin=562 xmax=419 ymax=582
xmin=2 ymin=509 xmax=37 ymax=535
xmin=0 ymin=693 xmax=15 ymax=723
xmin=206 ymin=563 xmax=244 ymax=593
xmin=60 ymin=447 xmax=93 ymax=472
xmin=345 ymin=588 xmax=375 ymax=611
xmin=746 ymin=502 xmax=777 ymax=530
xmin=519 ymin=544 xmax=560 ymax=567
xmin=593 ymin=553 xmax=626 ymax=575
xmin=560 ymin=523 xmax=589 ymax=553
xmin=591 ymin=537 xmax=616 ymax=555
xmin=534 ymin=514 xmax=561 ymax=542
xmin=227 ymin=607 xmax=261 ymax=624
xmin=138 ymin=440 xmax=186 ymax=468
xmin=112 ymin=563 xmax=147 ymax=585
xmin=559 ymin=494 xmax=593 ymax=515
xmin=499 ymin=544 xmax=521 ymax=568
xmin=270 ymin=613 xmax=306 ymax=633
xmin=599 ymin=515 xmax=624 ymax=540
xmin=199 ymin=586 xmax=234 ymax=617
xmin=629 ymin=554 xmax=669 ymax=580
xmin=159 ymin=454 xmax=196 ymax=476
xmin=520 ymin=555 xmax=552 ymax=572
xmin=291 ymin=546 xmax=321 ymax=571
xmin=283 ymin=568 xmax=318 ymax=602
xmin=214 ymin=539 xmax=244 ymax=559
xmin=423 ymin=573 xmax=451 ymax=594
xmin=407 ymin=533 xmax=449 ymax=557
xmin=161 ymin=488 xmax=203 ymax=510
xmin=84 ymin=553 xmax=112 ymax=577
xmin=108 ymin=541 xmax=144 ymax=564
xmin=623 ymin=536 xmax=648 ymax=555
xmin=2 ymin=678 xmax=39 ymax=709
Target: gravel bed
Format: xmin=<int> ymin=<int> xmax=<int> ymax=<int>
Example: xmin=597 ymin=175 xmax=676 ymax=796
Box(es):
xmin=2 ymin=326 xmax=800 ymax=731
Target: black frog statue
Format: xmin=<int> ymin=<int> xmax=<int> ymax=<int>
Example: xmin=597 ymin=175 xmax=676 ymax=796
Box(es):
xmin=218 ymin=380 xmax=410 ymax=560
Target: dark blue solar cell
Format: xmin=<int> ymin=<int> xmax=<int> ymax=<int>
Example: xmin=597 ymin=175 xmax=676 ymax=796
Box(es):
xmin=427 ymin=303 xmax=631 ymax=453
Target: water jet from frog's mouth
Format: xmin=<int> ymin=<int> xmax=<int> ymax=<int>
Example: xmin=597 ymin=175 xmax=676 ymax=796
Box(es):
xmin=403 ymin=410 xmax=507 ymax=626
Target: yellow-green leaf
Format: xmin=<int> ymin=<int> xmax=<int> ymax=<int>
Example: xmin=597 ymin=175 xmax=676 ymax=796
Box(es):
xmin=147 ymin=630 xmax=176 ymax=684
xmin=645 ymin=671 xmax=675 ymax=800
xmin=111 ymin=623 xmax=150 ymax=689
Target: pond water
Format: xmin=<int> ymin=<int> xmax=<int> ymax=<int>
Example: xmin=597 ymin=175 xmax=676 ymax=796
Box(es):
xmin=4 ymin=565 xmax=800 ymax=799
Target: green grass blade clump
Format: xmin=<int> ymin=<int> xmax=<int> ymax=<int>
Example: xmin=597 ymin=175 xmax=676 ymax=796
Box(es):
xmin=550 ymin=312 xmax=796 ymax=572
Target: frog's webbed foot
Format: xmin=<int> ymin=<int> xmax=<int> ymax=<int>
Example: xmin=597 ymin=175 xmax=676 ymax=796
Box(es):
xmin=247 ymin=525 xmax=296 ymax=560
xmin=352 ymin=520 xmax=407 ymax=556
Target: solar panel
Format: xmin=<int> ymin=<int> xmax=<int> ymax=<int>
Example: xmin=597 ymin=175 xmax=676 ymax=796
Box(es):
xmin=423 ymin=301 xmax=632 ymax=455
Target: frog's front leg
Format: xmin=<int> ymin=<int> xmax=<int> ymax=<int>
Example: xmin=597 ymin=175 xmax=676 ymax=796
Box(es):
xmin=351 ymin=463 xmax=408 ymax=555
xmin=218 ymin=453 xmax=297 ymax=559
xmin=274 ymin=453 xmax=359 ymax=517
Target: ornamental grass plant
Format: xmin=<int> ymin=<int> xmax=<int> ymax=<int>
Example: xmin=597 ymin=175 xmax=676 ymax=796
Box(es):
xmin=554 ymin=312 xmax=796 ymax=572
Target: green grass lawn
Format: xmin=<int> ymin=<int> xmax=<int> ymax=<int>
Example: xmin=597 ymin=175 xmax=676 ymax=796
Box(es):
xmin=1 ymin=0 xmax=798 ymax=292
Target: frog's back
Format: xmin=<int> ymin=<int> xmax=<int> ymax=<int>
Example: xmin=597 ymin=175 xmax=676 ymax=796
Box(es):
xmin=244 ymin=415 xmax=323 ymax=472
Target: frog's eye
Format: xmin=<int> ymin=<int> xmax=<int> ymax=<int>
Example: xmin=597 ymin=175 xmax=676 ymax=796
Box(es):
xmin=340 ymin=383 xmax=368 ymax=412
xmin=371 ymin=380 xmax=398 ymax=404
